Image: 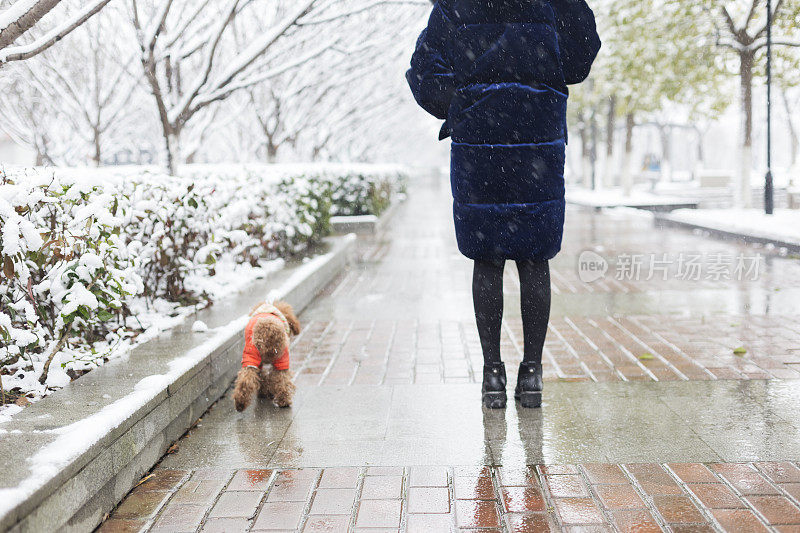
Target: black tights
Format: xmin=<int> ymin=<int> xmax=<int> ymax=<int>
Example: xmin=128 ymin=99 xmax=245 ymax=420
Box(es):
xmin=472 ymin=259 xmax=551 ymax=366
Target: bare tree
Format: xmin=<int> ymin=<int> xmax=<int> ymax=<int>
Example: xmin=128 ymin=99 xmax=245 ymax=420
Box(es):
xmin=698 ymin=0 xmax=800 ymax=206
xmin=1 ymin=6 xmax=148 ymax=165
xmin=129 ymin=0 xmax=426 ymax=174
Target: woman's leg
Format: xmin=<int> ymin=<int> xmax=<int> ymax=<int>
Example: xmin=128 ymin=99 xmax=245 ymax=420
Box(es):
xmin=516 ymin=259 xmax=551 ymax=364
xmin=472 ymin=258 xmax=506 ymax=364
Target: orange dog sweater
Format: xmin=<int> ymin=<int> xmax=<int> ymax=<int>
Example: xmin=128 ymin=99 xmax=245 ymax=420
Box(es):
xmin=241 ymin=303 xmax=291 ymax=370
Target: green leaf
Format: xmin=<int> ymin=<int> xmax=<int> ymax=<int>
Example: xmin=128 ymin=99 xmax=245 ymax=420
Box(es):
xmin=733 ymin=347 xmax=747 ymax=356
xmin=96 ymin=310 xmax=115 ymax=321
xmin=187 ymin=198 xmax=198 ymax=208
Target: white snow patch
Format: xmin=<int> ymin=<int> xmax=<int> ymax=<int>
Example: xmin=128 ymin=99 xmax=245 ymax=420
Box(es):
xmin=664 ymin=208 xmax=800 ymax=246
xmin=191 ymin=321 xmax=209 ymax=333
xmin=567 ymin=187 xmax=698 ymax=208
xmin=331 ymin=214 xmax=378 ymax=224
xmin=0 ymin=404 xmax=23 ymax=423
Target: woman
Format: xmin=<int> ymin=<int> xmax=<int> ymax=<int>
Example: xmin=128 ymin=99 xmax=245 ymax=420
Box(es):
xmin=406 ymin=0 xmax=600 ymax=408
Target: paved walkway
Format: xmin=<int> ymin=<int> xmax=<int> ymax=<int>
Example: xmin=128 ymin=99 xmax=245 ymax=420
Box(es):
xmin=98 ymin=174 xmax=800 ymax=532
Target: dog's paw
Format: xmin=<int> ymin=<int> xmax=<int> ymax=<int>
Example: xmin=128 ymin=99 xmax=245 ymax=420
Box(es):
xmin=265 ymin=369 xmax=295 ymax=408
xmin=272 ymin=394 xmax=293 ymax=408
xmin=234 ymin=396 xmax=249 ymax=412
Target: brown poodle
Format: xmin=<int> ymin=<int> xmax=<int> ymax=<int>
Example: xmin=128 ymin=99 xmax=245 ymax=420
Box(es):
xmin=233 ymin=300 xmax=300 ymax=411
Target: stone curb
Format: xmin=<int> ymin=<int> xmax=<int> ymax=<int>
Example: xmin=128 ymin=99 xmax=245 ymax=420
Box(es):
xmin=330 ymin=196 xmax=405 ymax=235
xmin=654 ymin=213 xmax=800 ymax=254
xmin=0 ymin=234 xmax=356 ymax=533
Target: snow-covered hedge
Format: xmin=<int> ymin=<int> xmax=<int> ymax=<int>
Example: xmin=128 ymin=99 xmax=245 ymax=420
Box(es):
xmin=0 ymin=164 xmax=406 ymax=410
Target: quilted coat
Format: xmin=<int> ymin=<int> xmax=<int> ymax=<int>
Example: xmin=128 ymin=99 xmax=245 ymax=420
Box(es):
xmin=406 ymin=0 xmax=601 ymax=261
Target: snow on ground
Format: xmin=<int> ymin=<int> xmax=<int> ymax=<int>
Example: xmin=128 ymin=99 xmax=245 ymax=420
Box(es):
xmin=566 ymin=187 xmax=698 ymax=207
xmin=331 ymin=214 xmax=379 ymax=225
xmin=665 ymin=208 xmax=800 ymax=246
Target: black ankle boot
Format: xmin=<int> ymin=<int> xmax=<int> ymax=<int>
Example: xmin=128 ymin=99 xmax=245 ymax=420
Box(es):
xmin=482 ymin=362 xmax=507 ymax=409
xmin=515 ymin=362 xmax=543 ymax=408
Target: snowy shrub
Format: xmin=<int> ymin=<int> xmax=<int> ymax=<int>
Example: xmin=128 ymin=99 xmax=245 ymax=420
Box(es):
xmin=307 ymin=168 xmax=405 ymax=217
xmin=0 ymin=164 xmax=408 ymax=407
xmin=122 ymin=175 xmax=220 ymax=304
xmin=0 ymin=171 xmax=142 ymax=390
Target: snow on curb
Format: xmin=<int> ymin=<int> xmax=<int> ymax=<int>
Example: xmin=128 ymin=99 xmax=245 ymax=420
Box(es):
xmin=0 ymin=234 xmax=355 ymax=533
xmin=566 ymin=188 xmax=700 ymax=211
xmin=656 ymin=209 xmax=800 ymax=253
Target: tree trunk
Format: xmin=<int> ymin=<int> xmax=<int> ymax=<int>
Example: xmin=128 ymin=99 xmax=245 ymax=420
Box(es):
xmin=659 ymin=124 xmax=672 ymax=184
xmin=579 ymin=121 xmax=592 ymax=189
xmin=737 ymin=50 xmax=755 ymax=208
xmin=35 ymin=135 xmax=52 ymax=166
xmin=164 ymin=130 xmax=181 ymax=176
xmin=92 ymin=127 xmax=101 ymax=167
xmin=266 ymin=136 xmax=278 ymax=163
xmin=695 ymin=126 xmax=705 ymax=167
xmin=604 ymin=95 xmax=616 ymax=188
xmin=622 ymin=113 xmax=635 ymax=197
xmin=783 ymin=90 xmax=798 ymax=179
xmin=589 ymin=106 xmax=598 ymax=190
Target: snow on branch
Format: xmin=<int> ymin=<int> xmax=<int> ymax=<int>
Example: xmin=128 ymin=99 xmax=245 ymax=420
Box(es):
xmin=187 ymin=38 xmax=339 ymax=116
xmin=207 ymin=0 xmax=317 ymax=96
xmin=0 ymin=0 xmax=111 ymax=65
xmin=0 ymin=0 xmax=57 ymax=46
xmin=296 ymin=0 xmax=430 ymax=26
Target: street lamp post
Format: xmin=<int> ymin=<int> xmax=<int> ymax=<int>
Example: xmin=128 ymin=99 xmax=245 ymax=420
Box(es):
xmin=765 ymin=0 xmax=775 ymax=215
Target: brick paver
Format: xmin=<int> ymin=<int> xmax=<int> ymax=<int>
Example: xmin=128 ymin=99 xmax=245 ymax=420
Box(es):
xmin=98 ymin=176 xmax=800 ymax=532
xmin=289 ymin=313 xmax=800 ymax=386
xmin=100 ymin=463 xmax=800 ymax=531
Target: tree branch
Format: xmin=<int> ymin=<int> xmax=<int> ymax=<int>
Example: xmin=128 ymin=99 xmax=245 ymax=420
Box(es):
xmin=189 ymin=38 xmax=337 ymax=115
xmin=297 ymin=0 xmax=429 ymax=26
xmin=0 ymin=0 xmax=112 ymax=65
xmin=0 ymin=0 xmax=60 ymax=50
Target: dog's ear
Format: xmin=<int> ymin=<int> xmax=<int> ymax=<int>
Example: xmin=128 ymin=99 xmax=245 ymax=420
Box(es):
xmin=274 ymin=300 xmax=301 ymax=335
xmin=249 ymin=301 xmax=266 ymax=316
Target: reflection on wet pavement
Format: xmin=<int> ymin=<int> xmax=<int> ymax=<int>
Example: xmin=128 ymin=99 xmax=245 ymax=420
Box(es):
xmin=100 ymin=174 xmax=800 ymax=532
xmin=102 ymin=461 xmax=800 ymax=531
xmin=158 ymin=379 xmax=800 ymax=470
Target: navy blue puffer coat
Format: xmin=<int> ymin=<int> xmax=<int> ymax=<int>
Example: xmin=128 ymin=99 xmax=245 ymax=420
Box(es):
xmin=406 ymin=0 xmax=601 ymax=261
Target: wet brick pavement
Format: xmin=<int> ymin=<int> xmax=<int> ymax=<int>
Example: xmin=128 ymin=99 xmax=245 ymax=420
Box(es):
xmin=98 ymin=463 xmax=800 ymax=532
xmin=97 ymin=174 xmax=800 ymax=532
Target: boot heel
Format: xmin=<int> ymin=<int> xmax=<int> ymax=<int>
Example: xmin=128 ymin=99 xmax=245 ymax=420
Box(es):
xmin=482 ymin=363 xmax=507 ymax=409
xmin=482 ymin=391 xmax=507 ymax=409
xmin=518 ymin=391 xmax=542 ymax=408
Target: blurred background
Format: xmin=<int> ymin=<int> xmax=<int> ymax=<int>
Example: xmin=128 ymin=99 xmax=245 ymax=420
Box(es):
xmin=0 ymin=0 xmax=798 ymax=207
